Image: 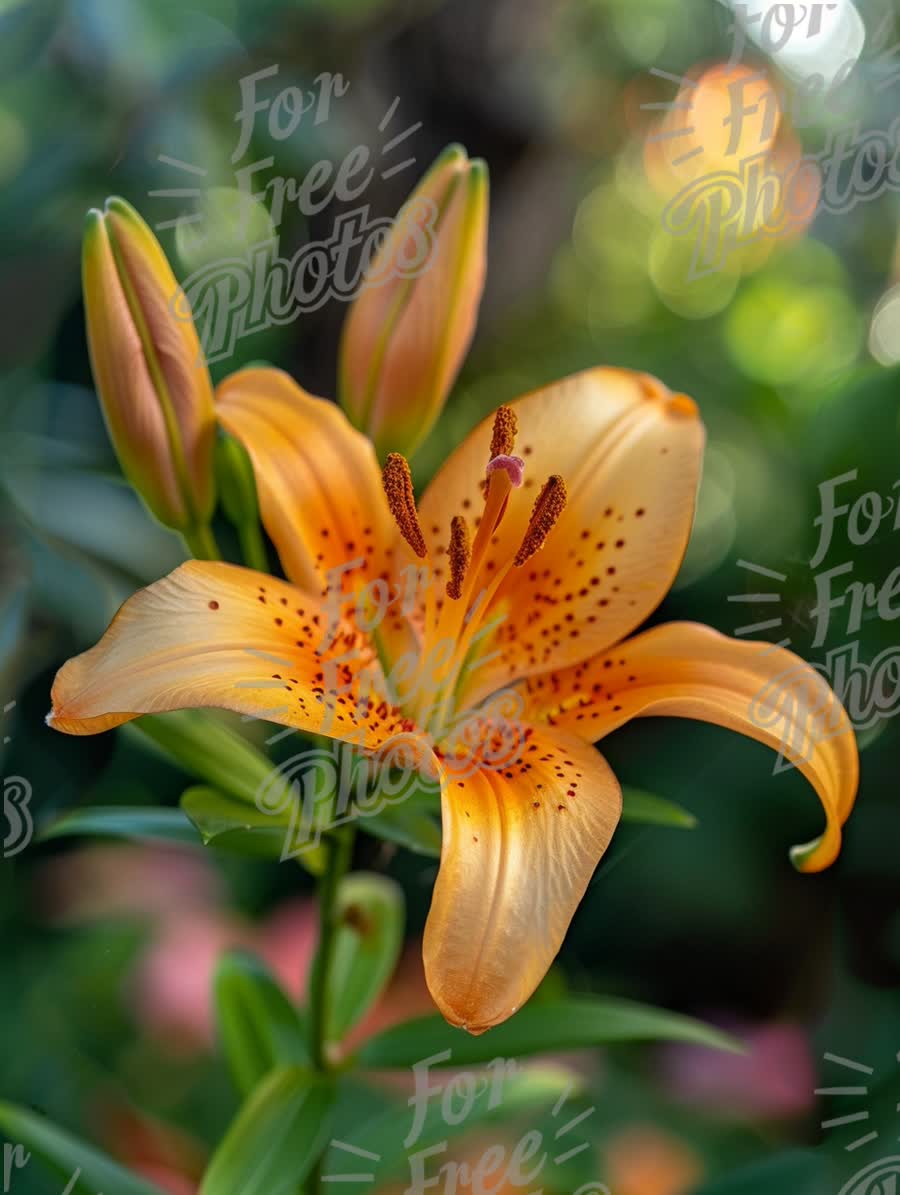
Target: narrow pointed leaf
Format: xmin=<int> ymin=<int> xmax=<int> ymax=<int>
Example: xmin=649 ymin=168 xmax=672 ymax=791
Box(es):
xmin=321 ymin=1064 xmax=579 ymax=1186
xmin=357 ymin=996 xmax=744 ymax=1069
xmin=134 ymin=711 xmax=326 ymax=872
xmin=132 ymin=710 xmax=288 ymax=807
xmin=199 ymin=1067 xmax=334 ymax=1195
xmin=0 ymin=1103 xmax=168 ymax=1195
xmin=214 ymin=952 xmax=309 ymax=1096
xmin=39 ymin=805 xmax=200 ymax=846
xmin=621 ymin=787 xmax=698 ymax=829
xmin=362 ymin=800 xmax=441 ymax=857
xmin=180 ymin=786 xmax=291 ymax=858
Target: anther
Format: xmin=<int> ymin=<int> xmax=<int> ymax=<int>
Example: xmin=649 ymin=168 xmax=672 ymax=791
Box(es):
xmin=382 ymin=453 xmax=427 ymax=558
xmin=514 ymin=475 xmax=567 ymax=566
xmin=489 ymin=405 xmax=518 ymax=460
xmin=446 ymin=515 xmax=471 ymax=599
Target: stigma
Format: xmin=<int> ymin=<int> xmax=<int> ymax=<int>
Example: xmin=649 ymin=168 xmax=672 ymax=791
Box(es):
xmin=486 ymin=454 xmax=525 ymax=487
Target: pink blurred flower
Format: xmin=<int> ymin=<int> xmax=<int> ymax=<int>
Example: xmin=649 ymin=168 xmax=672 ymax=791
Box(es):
xmin=40 ymin=843 xmax=436 ymax=1057
xmin=131 ymin=909 xmax=252 ymax=1051
xmin=255 ymin=897 xmax=319 ymax=1001
xmin=37 ymin=844 xmax=221 ymax=925
xmin=660 ymin=1019 xmax=816 ymax=1119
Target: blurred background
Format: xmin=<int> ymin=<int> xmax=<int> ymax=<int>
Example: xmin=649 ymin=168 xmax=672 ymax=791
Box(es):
xmin=2 ymin=0 xmax=900 ymax=1191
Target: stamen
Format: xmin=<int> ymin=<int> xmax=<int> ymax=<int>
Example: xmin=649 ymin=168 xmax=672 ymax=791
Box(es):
xmin=486 ymin=454 xmax=525 ymax=488
xmin=382 ymin=453 xmax=427 ymax=558
xmin=514 ymin=475 xmax=567 ymax=566
xmin=446 ymin=515 xmax=471 ymax=599
xmin=489 ymin=405 xmax=518 ymax=459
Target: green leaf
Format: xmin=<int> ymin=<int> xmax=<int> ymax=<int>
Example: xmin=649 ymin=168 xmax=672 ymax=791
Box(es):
xmin=362 ymin=799 xmax=441 ymax=856
xmin=621 ymin=787 xmax=698 ymax=829
xmin=0 ymin=1103 xmax=168 ymax=1195
xmin=200 ymin=1067 xmax=335 ymax=1195
xmin=39 ymin=805 xmax=200 ymax=846
xmin=181 ymin=785 xmax=295 ymax=858
xmin=357 ymin=996 xmax=744 ymax=1068
xmin=321 ymin=1062 xmax=580 ymax=1186
xmin=132 ymin=710 xmax=326 ymax=873
xmin=131 ymin=710 xmax=279 ymax=804
xmin=214 ymin=952 xmax=309 ymax=1097
xmin=692 ymin=1150 xmax=828 ymax=1194
xmin=325 ymin=873 xmax=405 ymax=1044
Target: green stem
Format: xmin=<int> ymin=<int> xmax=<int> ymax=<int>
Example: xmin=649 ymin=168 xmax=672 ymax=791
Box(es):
xmin=237 ymin=518 xmax=269 ymax=573
xmin=181 ymin=521 xmax=221 ymax=560
xmin=307 ymin=825 xmax=355 ymax=1195
xmin=309 ymin=825 xmax=355 ymax=1070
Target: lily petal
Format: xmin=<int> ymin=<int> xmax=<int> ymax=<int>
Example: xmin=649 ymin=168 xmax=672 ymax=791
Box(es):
xmin=49 ymin=560 xmax=414 ymax=751
xmin=216 ymin=368 xmax=417 ymax=674
xmin=216 ymin=367 xmax=396 ymax=597
xmin=521 ymin=621 xmax=858 ymax=872
xmin=415 ymin=368 xmax=704 ymax=707
xmin=424 ymin=728 xmax=621 ymax=1033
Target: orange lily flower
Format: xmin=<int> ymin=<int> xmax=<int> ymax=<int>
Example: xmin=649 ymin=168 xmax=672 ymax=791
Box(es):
xmin=48 ymin=366 xmax=858 ymax=1034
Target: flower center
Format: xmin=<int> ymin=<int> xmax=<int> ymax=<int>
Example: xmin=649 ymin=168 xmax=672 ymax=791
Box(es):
xmin=381 ymin=406 xmax=567 ymax=737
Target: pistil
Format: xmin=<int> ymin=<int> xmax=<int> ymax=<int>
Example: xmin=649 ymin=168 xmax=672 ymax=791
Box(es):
xmin=382 ymin=407 xmax=568 ymax=739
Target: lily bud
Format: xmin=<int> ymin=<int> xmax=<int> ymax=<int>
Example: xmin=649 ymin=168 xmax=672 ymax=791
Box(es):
xmin=338 ymin=144 xmax=488 ymax=460
xmin=82 ymin=197 xmax=216 ymax=532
